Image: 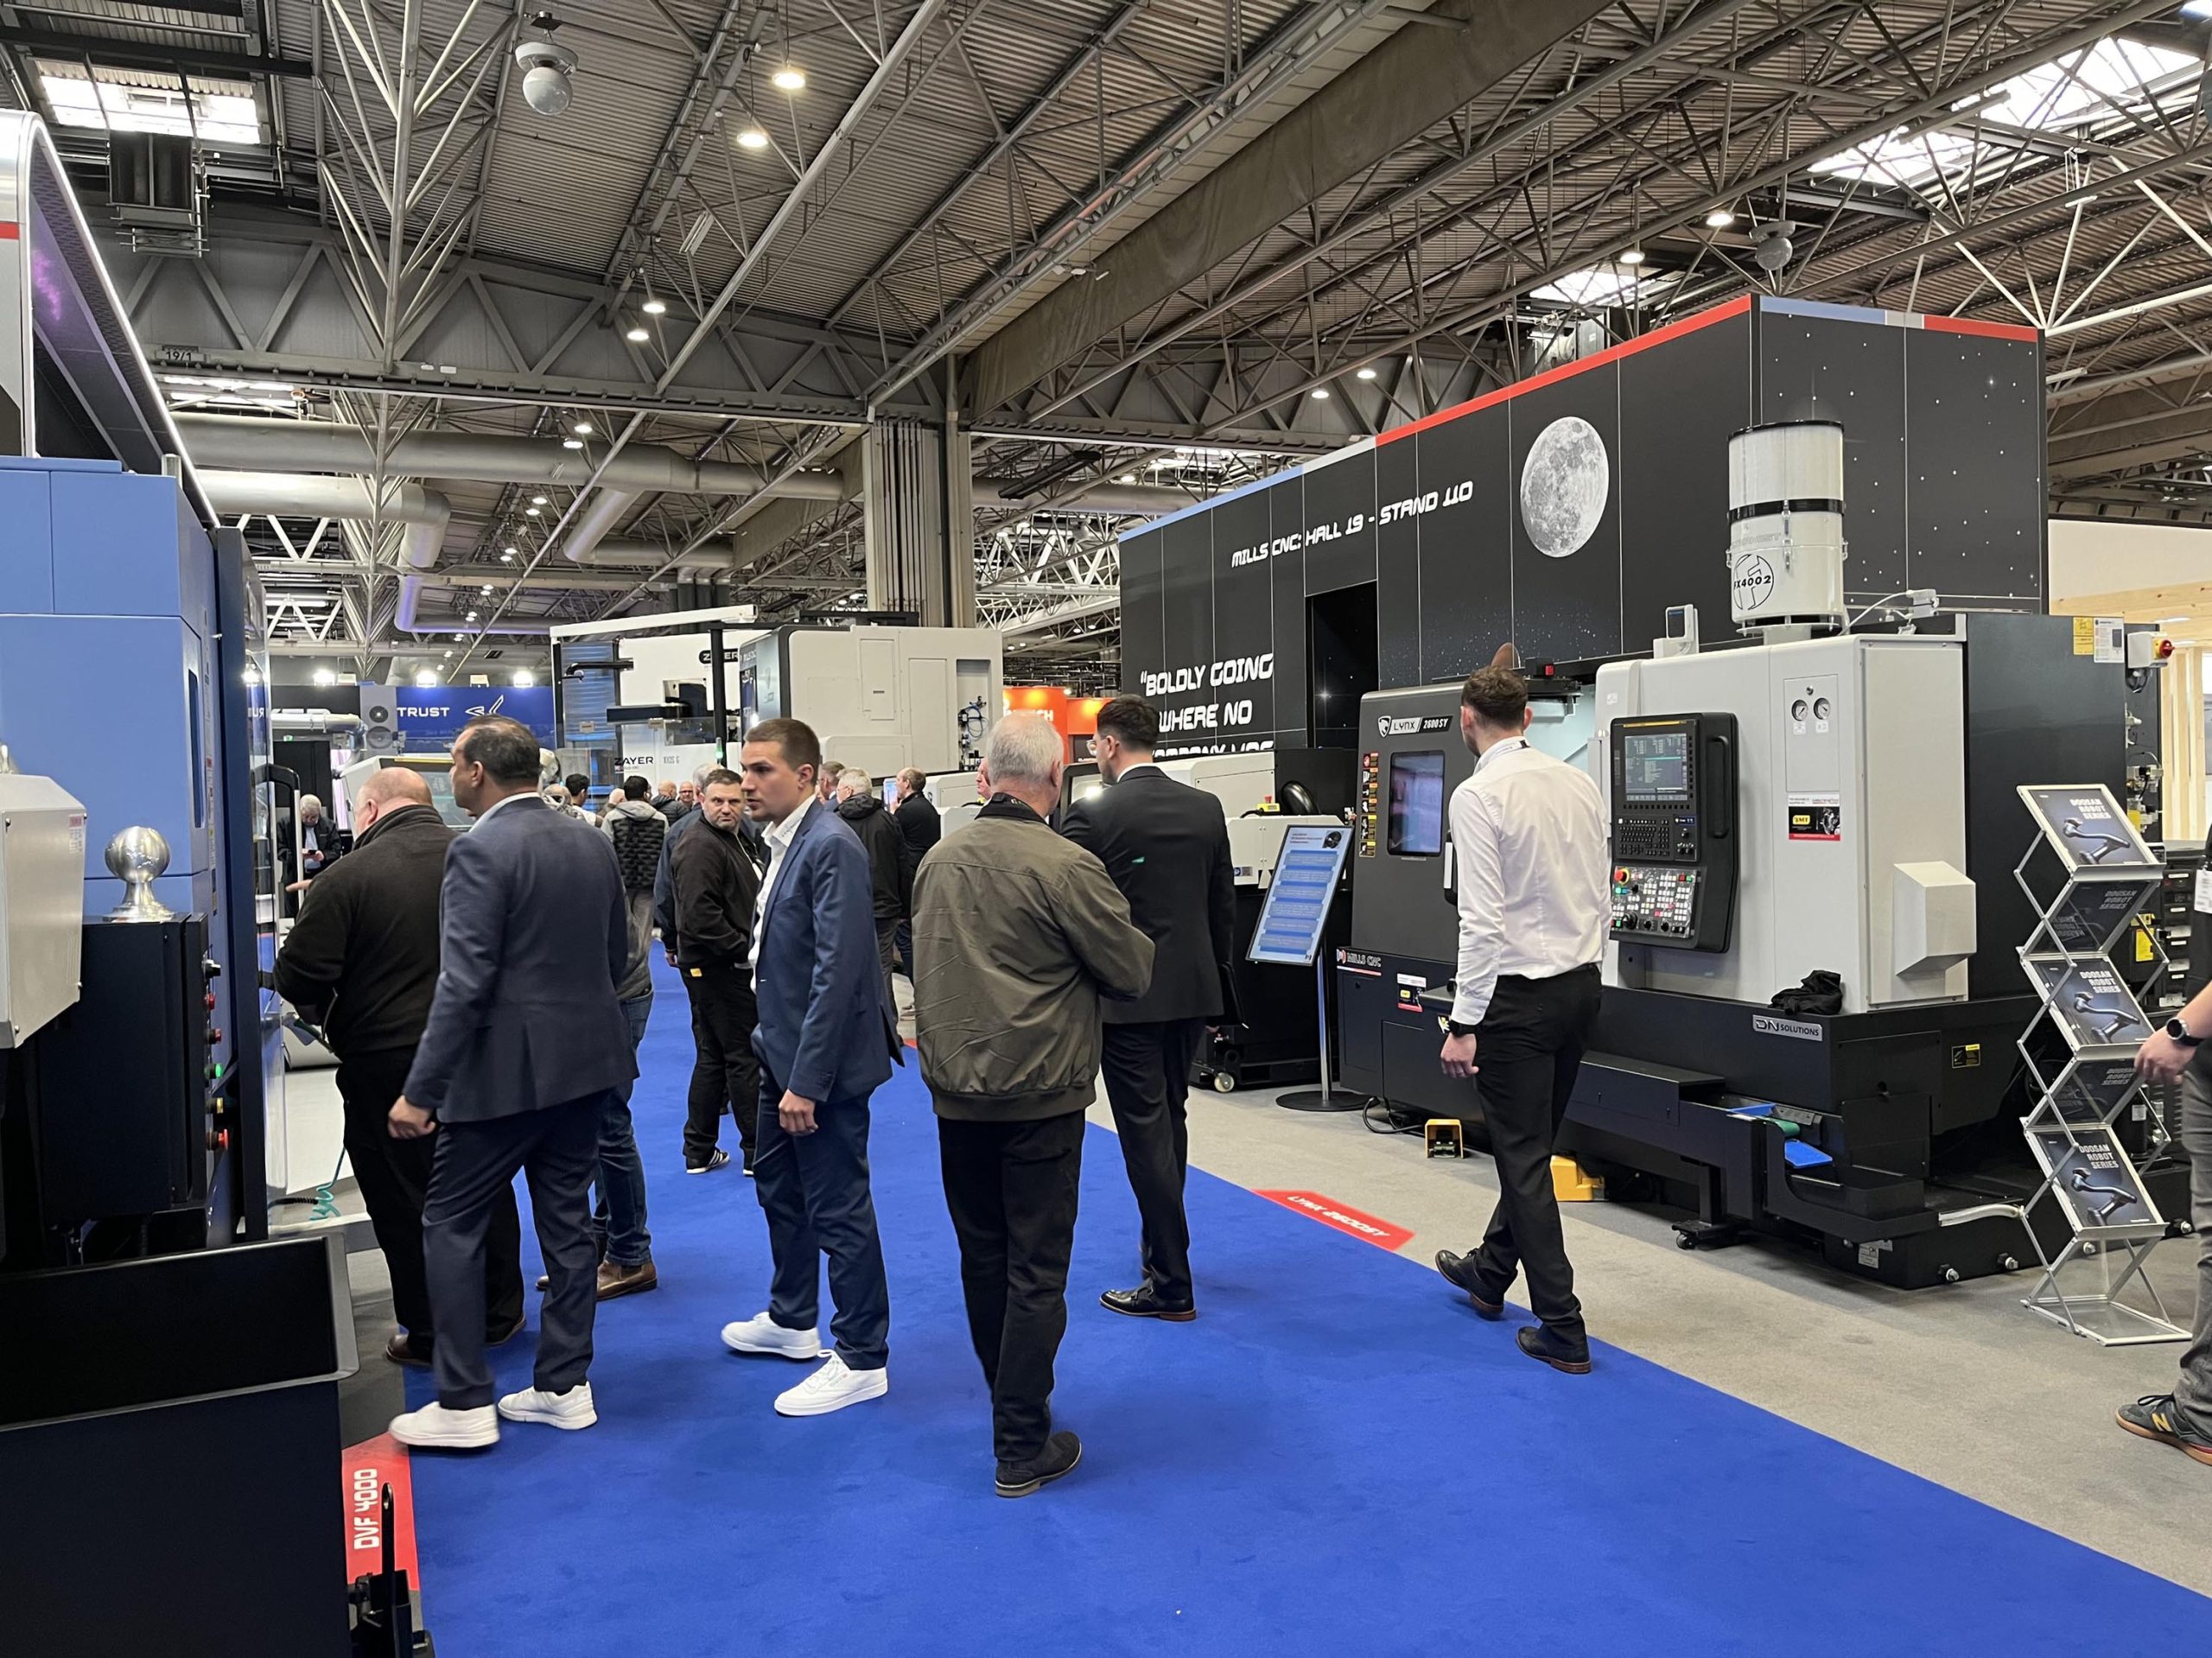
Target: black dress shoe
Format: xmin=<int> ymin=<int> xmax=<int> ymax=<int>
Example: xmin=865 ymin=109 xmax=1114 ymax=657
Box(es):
xmin=996 ymin=1432 xmax=1083 ymax=1498
xmin=1516 ymin=1325 xmax=1592 ymax=1375
xmin=384 ymin=1331 xmax=431 ymax=1368
xmin=1101 ymin=1286 xmax=1196 ymax=1321
xmin=1434 ymin=1250 xmax=1503 ymax=1318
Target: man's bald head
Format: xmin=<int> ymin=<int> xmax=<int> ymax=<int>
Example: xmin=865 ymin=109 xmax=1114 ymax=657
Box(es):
xmin=359 ymin=766 xmax=433 ymax=813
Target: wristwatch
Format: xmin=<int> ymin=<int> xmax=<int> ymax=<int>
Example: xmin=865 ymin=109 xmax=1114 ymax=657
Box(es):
xmin=2164 ymin=1016 xmax=2202 ymax=1047
xmin=1446 ymin=1020 xmax=1479 ymax=1039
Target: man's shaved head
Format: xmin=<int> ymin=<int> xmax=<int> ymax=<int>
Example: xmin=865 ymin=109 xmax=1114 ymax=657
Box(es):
xmin=359 ymin=766 xmax=433 ymax=810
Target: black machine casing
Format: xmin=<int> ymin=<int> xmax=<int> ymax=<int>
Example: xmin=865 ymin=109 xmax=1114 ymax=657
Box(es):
xmin=2 ymin=918 xmax=220 ymax=1261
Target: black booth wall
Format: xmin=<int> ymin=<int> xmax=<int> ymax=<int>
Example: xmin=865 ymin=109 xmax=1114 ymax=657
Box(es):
xmin=1120 ymin=296 xmax=2046 ymax=754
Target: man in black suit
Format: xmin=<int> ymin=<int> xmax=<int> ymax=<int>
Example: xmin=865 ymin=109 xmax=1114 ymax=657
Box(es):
xmin=275 ymin=766 xmax=524 ymax=1368
xmin=387 ymin=716 xmax=637 ymax=1452
xmin=1063 ymin=696 xmax=1237 ymax=1320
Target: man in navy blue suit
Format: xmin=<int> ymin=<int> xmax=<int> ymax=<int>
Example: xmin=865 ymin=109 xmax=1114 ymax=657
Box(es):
xmin=718 ymin=716 xmax=901 ymax=1418
xmin=388 ymin=715 xmax=636 ymax=1451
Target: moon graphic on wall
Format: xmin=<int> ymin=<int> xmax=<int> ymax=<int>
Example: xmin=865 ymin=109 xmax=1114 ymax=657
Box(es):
xmin=1518 ymin=416 xmax=1610 ymax=558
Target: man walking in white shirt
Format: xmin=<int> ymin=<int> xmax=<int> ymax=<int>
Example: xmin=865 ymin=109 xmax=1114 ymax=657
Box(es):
xmin=1432 ymin=665 xmax=1609 ymax=1374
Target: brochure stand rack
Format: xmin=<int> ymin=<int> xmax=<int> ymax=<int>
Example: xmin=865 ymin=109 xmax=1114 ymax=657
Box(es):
xmin=2012 ymin=785 xmax=2188 ymax=1345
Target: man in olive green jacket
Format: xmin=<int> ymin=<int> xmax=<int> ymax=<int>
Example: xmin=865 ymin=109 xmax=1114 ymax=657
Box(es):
xmin=910 ymin=714 xmax=1154 ymax=1498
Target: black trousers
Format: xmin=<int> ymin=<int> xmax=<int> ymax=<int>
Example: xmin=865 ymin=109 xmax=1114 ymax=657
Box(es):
xmin=938 ymin=1109 xmax=1085 ymax=1464
xmin=1100 ymin=1018 xmax=1207 ymax=1305
xmin=1464 ymin=967 xmax=1602 ymax=1349
xmin=753 ymin=1069 xmax=891 ymax=1369
xmin=422 ymin=1096 xmax=603 ymax=1410
xmin=874 ymin=916 xmax=900 ymax=1007
xmin=682 ymin=962 xmax=760 ymax=1166
xmin=335 ymin=1046 xmax=522 ymax=1344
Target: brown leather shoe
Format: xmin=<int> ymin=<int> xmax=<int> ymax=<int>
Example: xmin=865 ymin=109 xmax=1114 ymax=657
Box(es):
xmin=384 ymin=1331 xmax=431 ymax=1368
xmin=597 ymin=1259 xmax=658 ymax=1301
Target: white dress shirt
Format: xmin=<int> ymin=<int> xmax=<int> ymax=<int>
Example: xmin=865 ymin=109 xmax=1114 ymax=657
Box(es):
xmin=748 ymin=793 xmax=814 ymax=972
xmin=1448 ymin=737 xmax=1609 ymax=1026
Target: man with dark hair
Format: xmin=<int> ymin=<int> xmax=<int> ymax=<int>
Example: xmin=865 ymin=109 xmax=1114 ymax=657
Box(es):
xmin=1432 ymin=665 xmax=1609 ymax=1375
xmin=835 ymin=767 xmax=906 ymax=1006
xmin=593 ymin=771 xmax=665 ymax=1293
xmin=563 ymin=772 xmax=594 ymax=816
xmin=892 ymin=766 xmax=940 ymax=977
xmin=386 ymin=715 xmax=636 ymax=1450
xmin=1064 ymin=694 xmax=1237 ymax=1323
xmin=671 ymin=766 xmax=763 ymax=1176
xmin=276 ymin=766 xmax=524 ymax=1367
xmin=721 ymin=716 xmax=900 ymax=1418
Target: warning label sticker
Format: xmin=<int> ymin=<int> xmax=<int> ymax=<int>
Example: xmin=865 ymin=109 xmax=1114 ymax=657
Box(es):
xmin=1788 ymin=791 xmax=1841 ymax=842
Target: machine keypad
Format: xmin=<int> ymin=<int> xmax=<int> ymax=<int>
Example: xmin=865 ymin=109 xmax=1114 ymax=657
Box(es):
xmin=1610 ymin=865 xmax=1701 ymax=940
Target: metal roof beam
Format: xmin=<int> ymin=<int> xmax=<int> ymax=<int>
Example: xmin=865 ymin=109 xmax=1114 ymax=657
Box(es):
xmin=958 ymin=0 xmax=1615 ymax=417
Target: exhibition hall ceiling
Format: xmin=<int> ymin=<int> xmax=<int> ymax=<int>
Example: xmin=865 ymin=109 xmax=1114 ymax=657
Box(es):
xmin=2 ymin=2 xmax=2208 ymax=677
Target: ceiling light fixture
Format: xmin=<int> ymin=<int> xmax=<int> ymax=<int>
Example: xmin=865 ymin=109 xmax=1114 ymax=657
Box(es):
xmin=1705 ymin=209 xmax=1735 ymax=229
xmin=481 ymin=584 xmax=494 ymax=594
xmin=1619 ymin=247 xmax=1647 ymax=265
xmin=1357 ymin=365 xmax=1378 ymax=380
xmin=772 ymin=64 xmax=806 ymax=92
xmin=1311 ymin=387 xmax=1331 ymax=400
xmin=642 ymin=295 xmax=666 ymax=316
xmin=531 ymin=494 xmax=549 ymax=505
xmin=736 ymin=124 xmax=769 ymax=150
xmin=563 ymin=437 xmax=584 ymax=450
xmin=625 ymin=324 xmax=648 ymax=342
xmin=1116 ymin=473 xmax=1136 ymax=484
xmin=527 ymin=506 xmax=542 ymax=516
xmin=466 ymin=611 xmax=480 ymax=622
xmin=311 ymin=667 xmax=336 ymax=687
xmin=512 ymin=669 xmax=537 ymax=688
xmin=572 ymin=420 xmax=593 ymax=435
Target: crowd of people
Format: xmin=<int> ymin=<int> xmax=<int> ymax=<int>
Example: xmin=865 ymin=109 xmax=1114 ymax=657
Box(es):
xmin=272 ymin=670 xmax=1635 ymax=1495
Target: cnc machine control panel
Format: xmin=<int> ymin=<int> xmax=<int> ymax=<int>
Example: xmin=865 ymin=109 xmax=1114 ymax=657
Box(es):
xmin=1609 ymin=714 xmax=1737 ymax=951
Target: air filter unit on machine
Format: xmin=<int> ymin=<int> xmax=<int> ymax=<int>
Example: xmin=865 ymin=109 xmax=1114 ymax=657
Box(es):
xmin=1726 ymin=420 xmax=1847 ymax=631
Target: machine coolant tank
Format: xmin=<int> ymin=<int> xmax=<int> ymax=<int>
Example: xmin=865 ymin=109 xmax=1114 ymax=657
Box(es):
xmin=1727 ymin=421 xmax=1847 ymax=630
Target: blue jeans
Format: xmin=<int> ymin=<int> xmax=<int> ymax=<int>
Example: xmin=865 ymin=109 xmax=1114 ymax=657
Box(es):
xmin=594 ymin=993 xmax=654 ymax=1267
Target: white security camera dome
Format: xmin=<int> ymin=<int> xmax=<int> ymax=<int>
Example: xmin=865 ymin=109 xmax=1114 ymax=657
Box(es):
xmin=514 ymin=38 xmax=575 ymax=116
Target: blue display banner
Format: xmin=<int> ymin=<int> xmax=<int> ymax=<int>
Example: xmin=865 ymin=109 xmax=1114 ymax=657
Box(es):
xmin=387 ymin=684 xmax=557 ymax=749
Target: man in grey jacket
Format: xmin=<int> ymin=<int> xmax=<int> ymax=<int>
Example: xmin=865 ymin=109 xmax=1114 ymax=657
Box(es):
xmin=910 ymin=714 xmax=1154 ymax=1497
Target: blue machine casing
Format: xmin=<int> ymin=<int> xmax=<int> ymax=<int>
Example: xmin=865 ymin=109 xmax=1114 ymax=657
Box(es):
xmin=0 ymin=455 xmax=233 ymax=1095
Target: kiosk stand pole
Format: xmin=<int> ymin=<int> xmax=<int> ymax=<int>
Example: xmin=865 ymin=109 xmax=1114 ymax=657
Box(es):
xmin=1278 ymin=956 xmax=1357 ymax=1114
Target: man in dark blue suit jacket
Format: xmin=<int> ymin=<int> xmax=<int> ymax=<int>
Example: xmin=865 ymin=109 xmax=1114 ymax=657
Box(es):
xmin=718 ymin=717 xmax=901 ymax=1419
xmin=388 ymin=716 xmax=636 ymax=1452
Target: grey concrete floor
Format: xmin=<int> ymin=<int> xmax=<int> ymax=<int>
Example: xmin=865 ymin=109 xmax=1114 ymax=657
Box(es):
xmin=1135 ymin=1083 xmax=2212 ymax=1596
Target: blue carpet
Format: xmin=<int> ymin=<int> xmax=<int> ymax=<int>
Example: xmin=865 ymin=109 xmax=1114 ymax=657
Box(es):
xmin=410 ymin=960 xmax=2212 ymax=1656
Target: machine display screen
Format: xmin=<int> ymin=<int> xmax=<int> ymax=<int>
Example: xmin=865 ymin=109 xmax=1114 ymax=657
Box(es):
xmin=1622 ymin=731 xmax=1690 ymax=802
xmin=1388 ymin=752 xmax=1446 ymax=856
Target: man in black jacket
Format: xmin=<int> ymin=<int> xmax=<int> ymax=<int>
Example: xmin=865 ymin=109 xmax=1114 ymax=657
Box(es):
xmin=836 ymin=768 xmax=906 ymax=1006
xmin=671 ymin=767 xmax=764 ymax=1174
xmin=892 ymin=766 xmax=940 ymax=976
xmin=275 ymin=766 xmax=523 ymax=1367
xmin=1063 ymin=696 xmax=1238 ymax=1321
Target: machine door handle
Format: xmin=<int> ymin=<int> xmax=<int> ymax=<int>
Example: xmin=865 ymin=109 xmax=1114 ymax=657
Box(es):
xmin=1703 ymin=731 xmax=1735 ymax=841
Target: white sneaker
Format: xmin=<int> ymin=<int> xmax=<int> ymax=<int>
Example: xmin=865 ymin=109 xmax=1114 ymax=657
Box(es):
xmin=496 ymin=1382 xmax=597 ymax=1430
xmin=721 ymin=1312 xmax=824 ymax=1360
xmin=774 ymin=1353 xmax=888 ymax=1418
xmin=389 ymin=1401 xmax=499 ymax=1450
